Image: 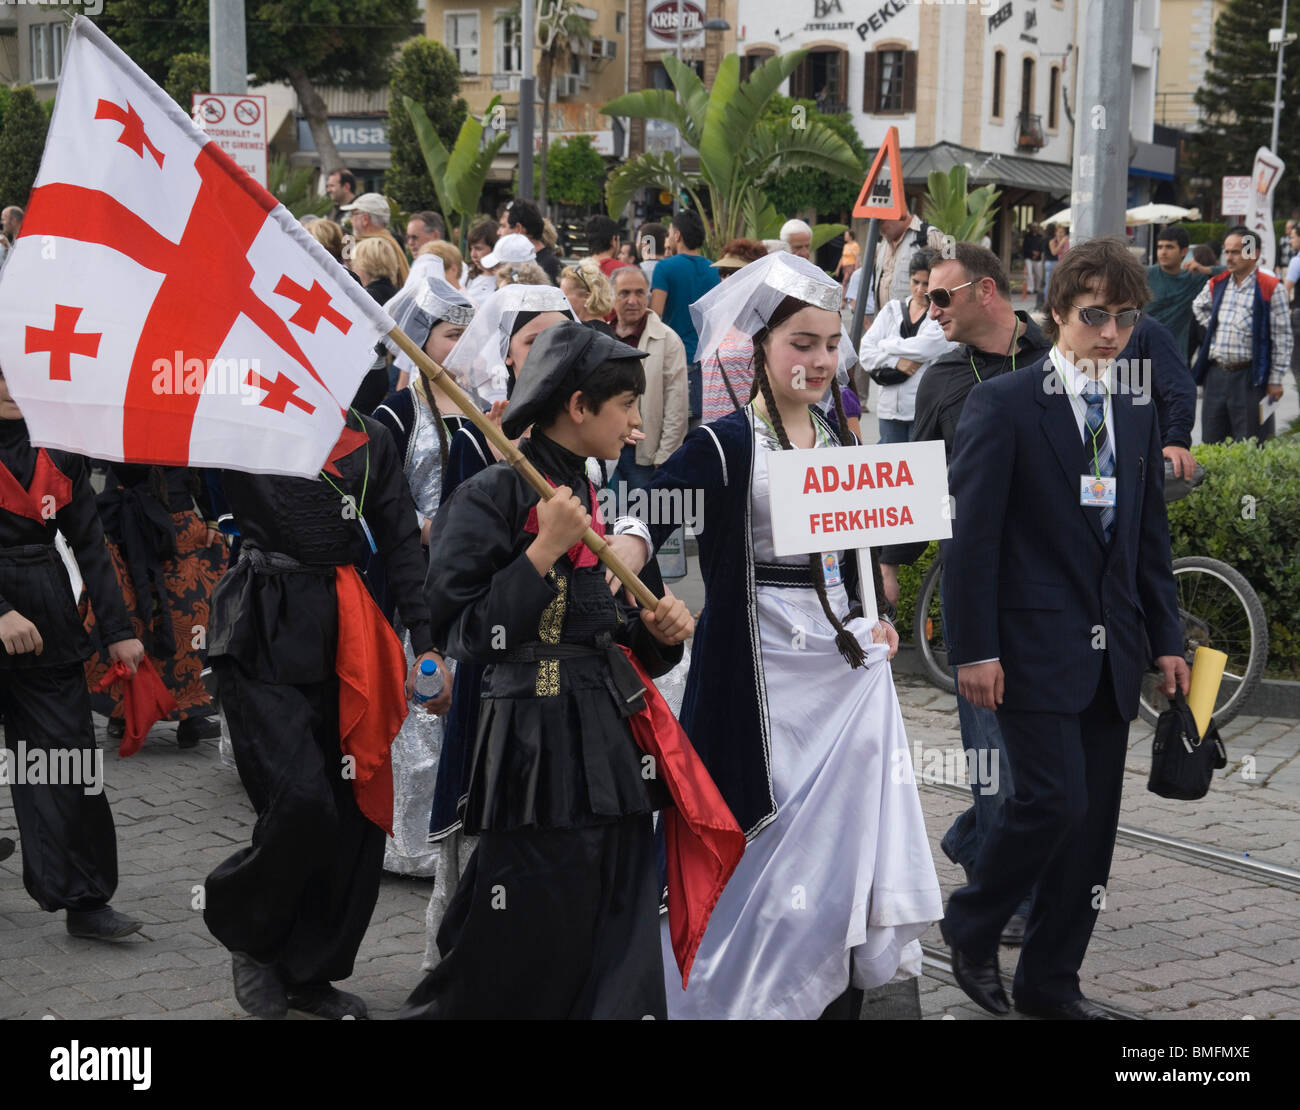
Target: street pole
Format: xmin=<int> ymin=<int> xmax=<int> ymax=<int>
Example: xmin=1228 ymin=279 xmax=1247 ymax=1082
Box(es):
xmin=849 ymin=218 xmax=880 ymax=350
xmin=520 ymin=0 xmax=536 ymax=201
xmin=1070 ymin=0 xmax=1132 ymax=243
xmin=672 ymin=1 xmax=683 ymax=217
xmin=1271 ymin=0 xmax=1290 ymax=154
xmin=209 ymin=0 xmax=247 ymax=95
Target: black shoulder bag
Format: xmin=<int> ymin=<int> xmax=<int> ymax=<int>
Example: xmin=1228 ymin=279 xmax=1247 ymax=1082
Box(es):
xmin=1148 ymin=690 xmax=1227 ymax=800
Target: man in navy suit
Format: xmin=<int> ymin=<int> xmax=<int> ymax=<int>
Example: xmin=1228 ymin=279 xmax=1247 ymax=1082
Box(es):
xmin=941 ymin=237 xmax=1189 ymax=1020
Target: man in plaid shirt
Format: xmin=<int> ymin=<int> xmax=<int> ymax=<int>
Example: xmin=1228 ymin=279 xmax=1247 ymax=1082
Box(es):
xmin=1192 ymin=226 xmax=1292 ymax=443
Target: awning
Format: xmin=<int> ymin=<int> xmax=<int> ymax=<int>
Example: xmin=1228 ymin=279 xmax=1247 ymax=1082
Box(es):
xmin=900 ymin=142 xmax=1073 ymax=195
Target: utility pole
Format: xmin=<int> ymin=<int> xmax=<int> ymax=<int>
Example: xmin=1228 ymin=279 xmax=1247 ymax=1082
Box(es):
xmin=1271 ymin=0 xmax=1291 ymax=154
xmin=208 ymin=0 xmax=247 ymax=95
xmin=520 ymin=0 xmax=536 ymax=200
xmin=672 ymin=1 xmax=684 ymax=217
xmin=1070 ymin=0 xmax=1132 ymax=243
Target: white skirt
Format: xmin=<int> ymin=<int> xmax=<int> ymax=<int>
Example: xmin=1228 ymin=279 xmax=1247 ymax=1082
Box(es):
xmin=662 ymin=584 xmax=943 ymax=1019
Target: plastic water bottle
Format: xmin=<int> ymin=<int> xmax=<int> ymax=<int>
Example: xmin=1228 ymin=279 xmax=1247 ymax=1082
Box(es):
xmin=411 ymin=658 xmax=444 ymax=705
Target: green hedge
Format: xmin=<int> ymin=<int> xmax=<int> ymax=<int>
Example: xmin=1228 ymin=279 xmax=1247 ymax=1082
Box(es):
xmin=1171 ymin=437 xmax=1300 ymax=679
xmin=893 ymin=437 xmax=1299 ymax=677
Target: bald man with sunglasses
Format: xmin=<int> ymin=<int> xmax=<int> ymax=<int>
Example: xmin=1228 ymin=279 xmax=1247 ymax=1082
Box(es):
xmin=939 ymin=237 xmax=1187 ymax=1021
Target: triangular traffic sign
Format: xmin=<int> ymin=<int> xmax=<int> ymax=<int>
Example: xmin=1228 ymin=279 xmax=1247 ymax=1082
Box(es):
xmin=854 ymin=126 xmax=907 ymax=220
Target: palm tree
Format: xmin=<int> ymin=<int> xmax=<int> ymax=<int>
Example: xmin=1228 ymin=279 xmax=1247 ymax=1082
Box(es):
xmin=406 ymin=95 xmax=511 ymax=254
xmin=921 ymin=165 xmax=1001 ymax=244
xmin=601 ymin=52 xmax=862 ymax=253
xmin=500 ymin=1 xmax=594 ymax=211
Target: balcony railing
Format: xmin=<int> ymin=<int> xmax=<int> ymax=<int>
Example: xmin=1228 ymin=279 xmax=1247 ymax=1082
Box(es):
xmin=1016 ymin=111 xmax=1045 ymax=150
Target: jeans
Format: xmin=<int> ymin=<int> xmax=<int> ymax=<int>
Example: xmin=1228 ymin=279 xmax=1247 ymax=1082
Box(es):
xmin=877 ymin=418 xmax=911 ymax=444
xmin=687 ymin=361 xmax=702 ymax=423
xmin=938 ymin=588 xmax=1032 ymax=919
xmin=609 ymin=444 xmax=657 ymax=493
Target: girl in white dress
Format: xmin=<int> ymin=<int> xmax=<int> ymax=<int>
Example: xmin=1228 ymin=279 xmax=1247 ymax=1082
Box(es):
xmin=625 ymin=254 xmax=943 ymax=1018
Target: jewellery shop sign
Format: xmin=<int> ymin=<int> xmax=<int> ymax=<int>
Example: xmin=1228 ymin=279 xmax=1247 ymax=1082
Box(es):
xmin=766 ymin=440 xmax=951 ymax=557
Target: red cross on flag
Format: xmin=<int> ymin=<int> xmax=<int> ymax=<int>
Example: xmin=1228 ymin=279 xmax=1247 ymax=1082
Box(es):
xmin=0 ymin=17 xmax=396 ymax=478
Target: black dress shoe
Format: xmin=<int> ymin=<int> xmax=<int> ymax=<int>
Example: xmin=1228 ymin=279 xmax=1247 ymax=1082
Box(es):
xmin=940 ymin=919 xmax=1009 ymax=1015
xmin=0 ymin=837 xmax=13 ymax=863
xmin=176 ymin=716 xmax=220 ymax=748
xmin=232 ymin=952 xmax=288 ymax=1019
xmin=1000 ymin=912 xmax=1028 ymax=947
xmin=106 ymin=717 xmax=125 ymax=740
xmin=286 ymin=983 xmax=368 ymax=1020
xmin=66 ymin=905 xmax=143 ymax=940
xmin=1015 ymin=995 xmax=1116 ymax=1020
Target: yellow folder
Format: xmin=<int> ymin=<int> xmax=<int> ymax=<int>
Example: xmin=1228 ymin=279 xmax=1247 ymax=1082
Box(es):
xmin=1186 ymin=646 xmax=1227 ymax=737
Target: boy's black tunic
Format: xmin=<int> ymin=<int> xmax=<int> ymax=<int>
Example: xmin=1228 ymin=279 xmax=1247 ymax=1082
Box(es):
xmin=403 ymin=430 xmax=681 ymax=1019
xmin=0 ymin=419 xmax=134 ymax=912
xmin=203 ymin=411 xmax=433 ymax=988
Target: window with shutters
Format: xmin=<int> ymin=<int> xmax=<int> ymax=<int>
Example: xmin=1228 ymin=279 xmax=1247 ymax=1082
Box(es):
xmin=789 ymin=48 xmax=849 ymax=113
xmin=445 ymin=12 xmax=480 ymax=75
xmin=30 ymin=24 xmax=52 ymax=83
xmin=742 ymin=49 xmax=774 ymax=81
xmin=864 ymin=48 xmax=916 ymax=115
xmin=1048 ymin=65 xmax=1060 ymax=131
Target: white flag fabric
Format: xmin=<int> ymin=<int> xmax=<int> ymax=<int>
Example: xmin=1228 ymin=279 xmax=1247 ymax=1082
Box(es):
xmin=0 ymin=16 xmax=394 ymax=478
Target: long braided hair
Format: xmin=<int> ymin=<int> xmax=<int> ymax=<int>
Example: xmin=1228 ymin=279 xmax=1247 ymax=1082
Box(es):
xmin=750 ymin=295 xmax=867 ymax=670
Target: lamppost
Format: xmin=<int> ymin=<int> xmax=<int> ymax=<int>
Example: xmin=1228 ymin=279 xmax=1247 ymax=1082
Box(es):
xmin=1270 ymin=0 xmax=1294 ymax=154
xmin=671 ymin=10 xmax=731 ymax=216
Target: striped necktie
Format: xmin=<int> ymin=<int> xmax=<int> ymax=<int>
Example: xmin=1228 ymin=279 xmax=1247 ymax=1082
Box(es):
xmin=1083 ymin=382 xmax=1115 ymax=542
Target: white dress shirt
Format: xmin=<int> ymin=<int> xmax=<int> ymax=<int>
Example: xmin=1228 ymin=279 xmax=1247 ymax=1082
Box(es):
xmin=1049 ymin=346 xmax=1117 ymax=466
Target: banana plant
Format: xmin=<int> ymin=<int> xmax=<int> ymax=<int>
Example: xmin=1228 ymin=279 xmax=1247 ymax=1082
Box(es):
xmin=602 ymin=51 xmax=862 ymax=254
xmin=406 ymin=94 xmax=511 ymax=253
xmin=921 ymin=164 xmax=1002 ymax=244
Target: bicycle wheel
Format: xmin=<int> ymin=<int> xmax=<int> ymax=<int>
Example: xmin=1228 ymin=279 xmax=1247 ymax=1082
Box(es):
xmin=1137 ymin=556 xmax=1268 ymax=727
xmin=913 ymin=556 xmax=956 ymax=693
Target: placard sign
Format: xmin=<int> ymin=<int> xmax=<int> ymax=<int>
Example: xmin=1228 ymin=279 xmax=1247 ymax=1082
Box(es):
xmin=192 ymin=92 xmax=268 ymax=186
xmin=766 ymin=440 xmax=952 ymax=557
xmin=1220 ymin=175 xmax=1251 ymax=217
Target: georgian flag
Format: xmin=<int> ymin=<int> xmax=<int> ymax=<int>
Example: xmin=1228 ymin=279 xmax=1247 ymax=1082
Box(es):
xmin=0 ymin=16 xmax=394 ymax=478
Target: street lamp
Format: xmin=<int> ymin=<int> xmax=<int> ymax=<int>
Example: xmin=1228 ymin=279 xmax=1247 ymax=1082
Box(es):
xmin=1270 ymin=0 xmax=1294 ymax=154
xmin=671 ymin=11 xmax=731 ymax=215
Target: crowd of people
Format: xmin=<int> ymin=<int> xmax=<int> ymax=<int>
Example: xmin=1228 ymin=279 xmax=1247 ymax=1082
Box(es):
xmin=1 ymin=167 xmax=1295 ymax=1020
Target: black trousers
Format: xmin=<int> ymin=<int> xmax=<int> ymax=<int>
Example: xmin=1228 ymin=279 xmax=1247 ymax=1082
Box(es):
xmin=203 ymin=660 xmax=385 ymax=986
xmin=943 ymin=668 xmax=1128 ymax=1006
xmin=402 ymin=814 xmax=667 ymax=1020
xmin=1 ymin=664 xmax=117 ymax=912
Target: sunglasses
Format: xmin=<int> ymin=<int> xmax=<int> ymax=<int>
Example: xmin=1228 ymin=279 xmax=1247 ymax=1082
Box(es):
xmin=1071 ymin=304 xmax=1141 ymax=328
xmin=925 ymin=280 xmax=975 ymax=308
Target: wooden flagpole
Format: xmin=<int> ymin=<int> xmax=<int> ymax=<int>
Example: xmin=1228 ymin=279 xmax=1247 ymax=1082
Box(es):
xmin=386 ymin=326 xmax=661 ymax=611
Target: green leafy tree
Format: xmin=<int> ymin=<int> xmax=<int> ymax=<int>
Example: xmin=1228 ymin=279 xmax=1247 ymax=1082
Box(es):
xmin=386 ymin=38 xmax=469 ymax=213
xmin=406 ymin=96 xmax=510 ymax=253
xmin=1191 ymin=0 xmax=1299 ymax=213
xmin=268 ymin=155 xmax=331 ymax=219
xmin=760 ymin=96 xmax=868 ymax=220
xmin=602 ymin=52 xmax=861 ymax=254
xmin=921 ymin=165 xmax=1001 ymax=243
xmin=92 ymin=0 xmax=421 ymax=175
xmin=165 ymin=51 xmax=211 ymax=111
xmin=529 ymin=134 xmax=606 ymax=207
xmin=0 ymin=88 xmax=51 ymax=209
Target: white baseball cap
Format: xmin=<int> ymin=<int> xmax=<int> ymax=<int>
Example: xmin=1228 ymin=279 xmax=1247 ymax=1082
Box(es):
xmin=481 ymin=233 xmax=537 ymax=269
xmin=339 ymin=192 xmax=391 ymax=218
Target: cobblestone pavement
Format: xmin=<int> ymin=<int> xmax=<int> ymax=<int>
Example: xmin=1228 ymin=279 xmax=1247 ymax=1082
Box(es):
xmin=2 ymin=670 xmax=1298 ymax=1020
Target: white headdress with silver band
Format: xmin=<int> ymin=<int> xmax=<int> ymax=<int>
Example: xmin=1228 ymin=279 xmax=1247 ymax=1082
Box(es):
xmin=691 ymin=252 xmax=858 ymax=381
xmin=441 ymin=283 xmax=577 ymax=403
xmin=381 ymin=274 xmax=476 ymax=376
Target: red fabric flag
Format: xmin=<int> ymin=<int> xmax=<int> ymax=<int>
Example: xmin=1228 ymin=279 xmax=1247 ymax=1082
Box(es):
xmin=0 ymin=16 xmax=396 ymax=479
xmin=619 ymin=646 xmax=746 ymax=987
xmin=93 ymin=657 xmax=178 ymax=757
xmin=334 ymin=564 xmax=409 ymax=836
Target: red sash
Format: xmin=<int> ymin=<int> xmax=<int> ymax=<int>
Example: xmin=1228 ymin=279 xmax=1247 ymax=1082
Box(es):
xmin=334 ymin=564 xmax=408 ymax=835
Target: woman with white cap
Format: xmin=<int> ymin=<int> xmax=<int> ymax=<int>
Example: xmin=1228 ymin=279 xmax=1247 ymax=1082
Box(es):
xmin=618 ymin=252 xmax=943 ymax=1018
xmin=369 ymin=275 xmax=475 ymax=885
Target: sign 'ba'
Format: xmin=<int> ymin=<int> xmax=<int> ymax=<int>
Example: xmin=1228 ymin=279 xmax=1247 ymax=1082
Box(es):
xmin=0 ymin=16 xmax=395 ymax=479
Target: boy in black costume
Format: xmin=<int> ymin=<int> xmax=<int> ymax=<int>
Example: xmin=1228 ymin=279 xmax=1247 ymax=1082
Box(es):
xmin=0 ymin=368 xmax=145 ymax=940
xmin=403 ymin=323 xmax=693 ymax=1019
